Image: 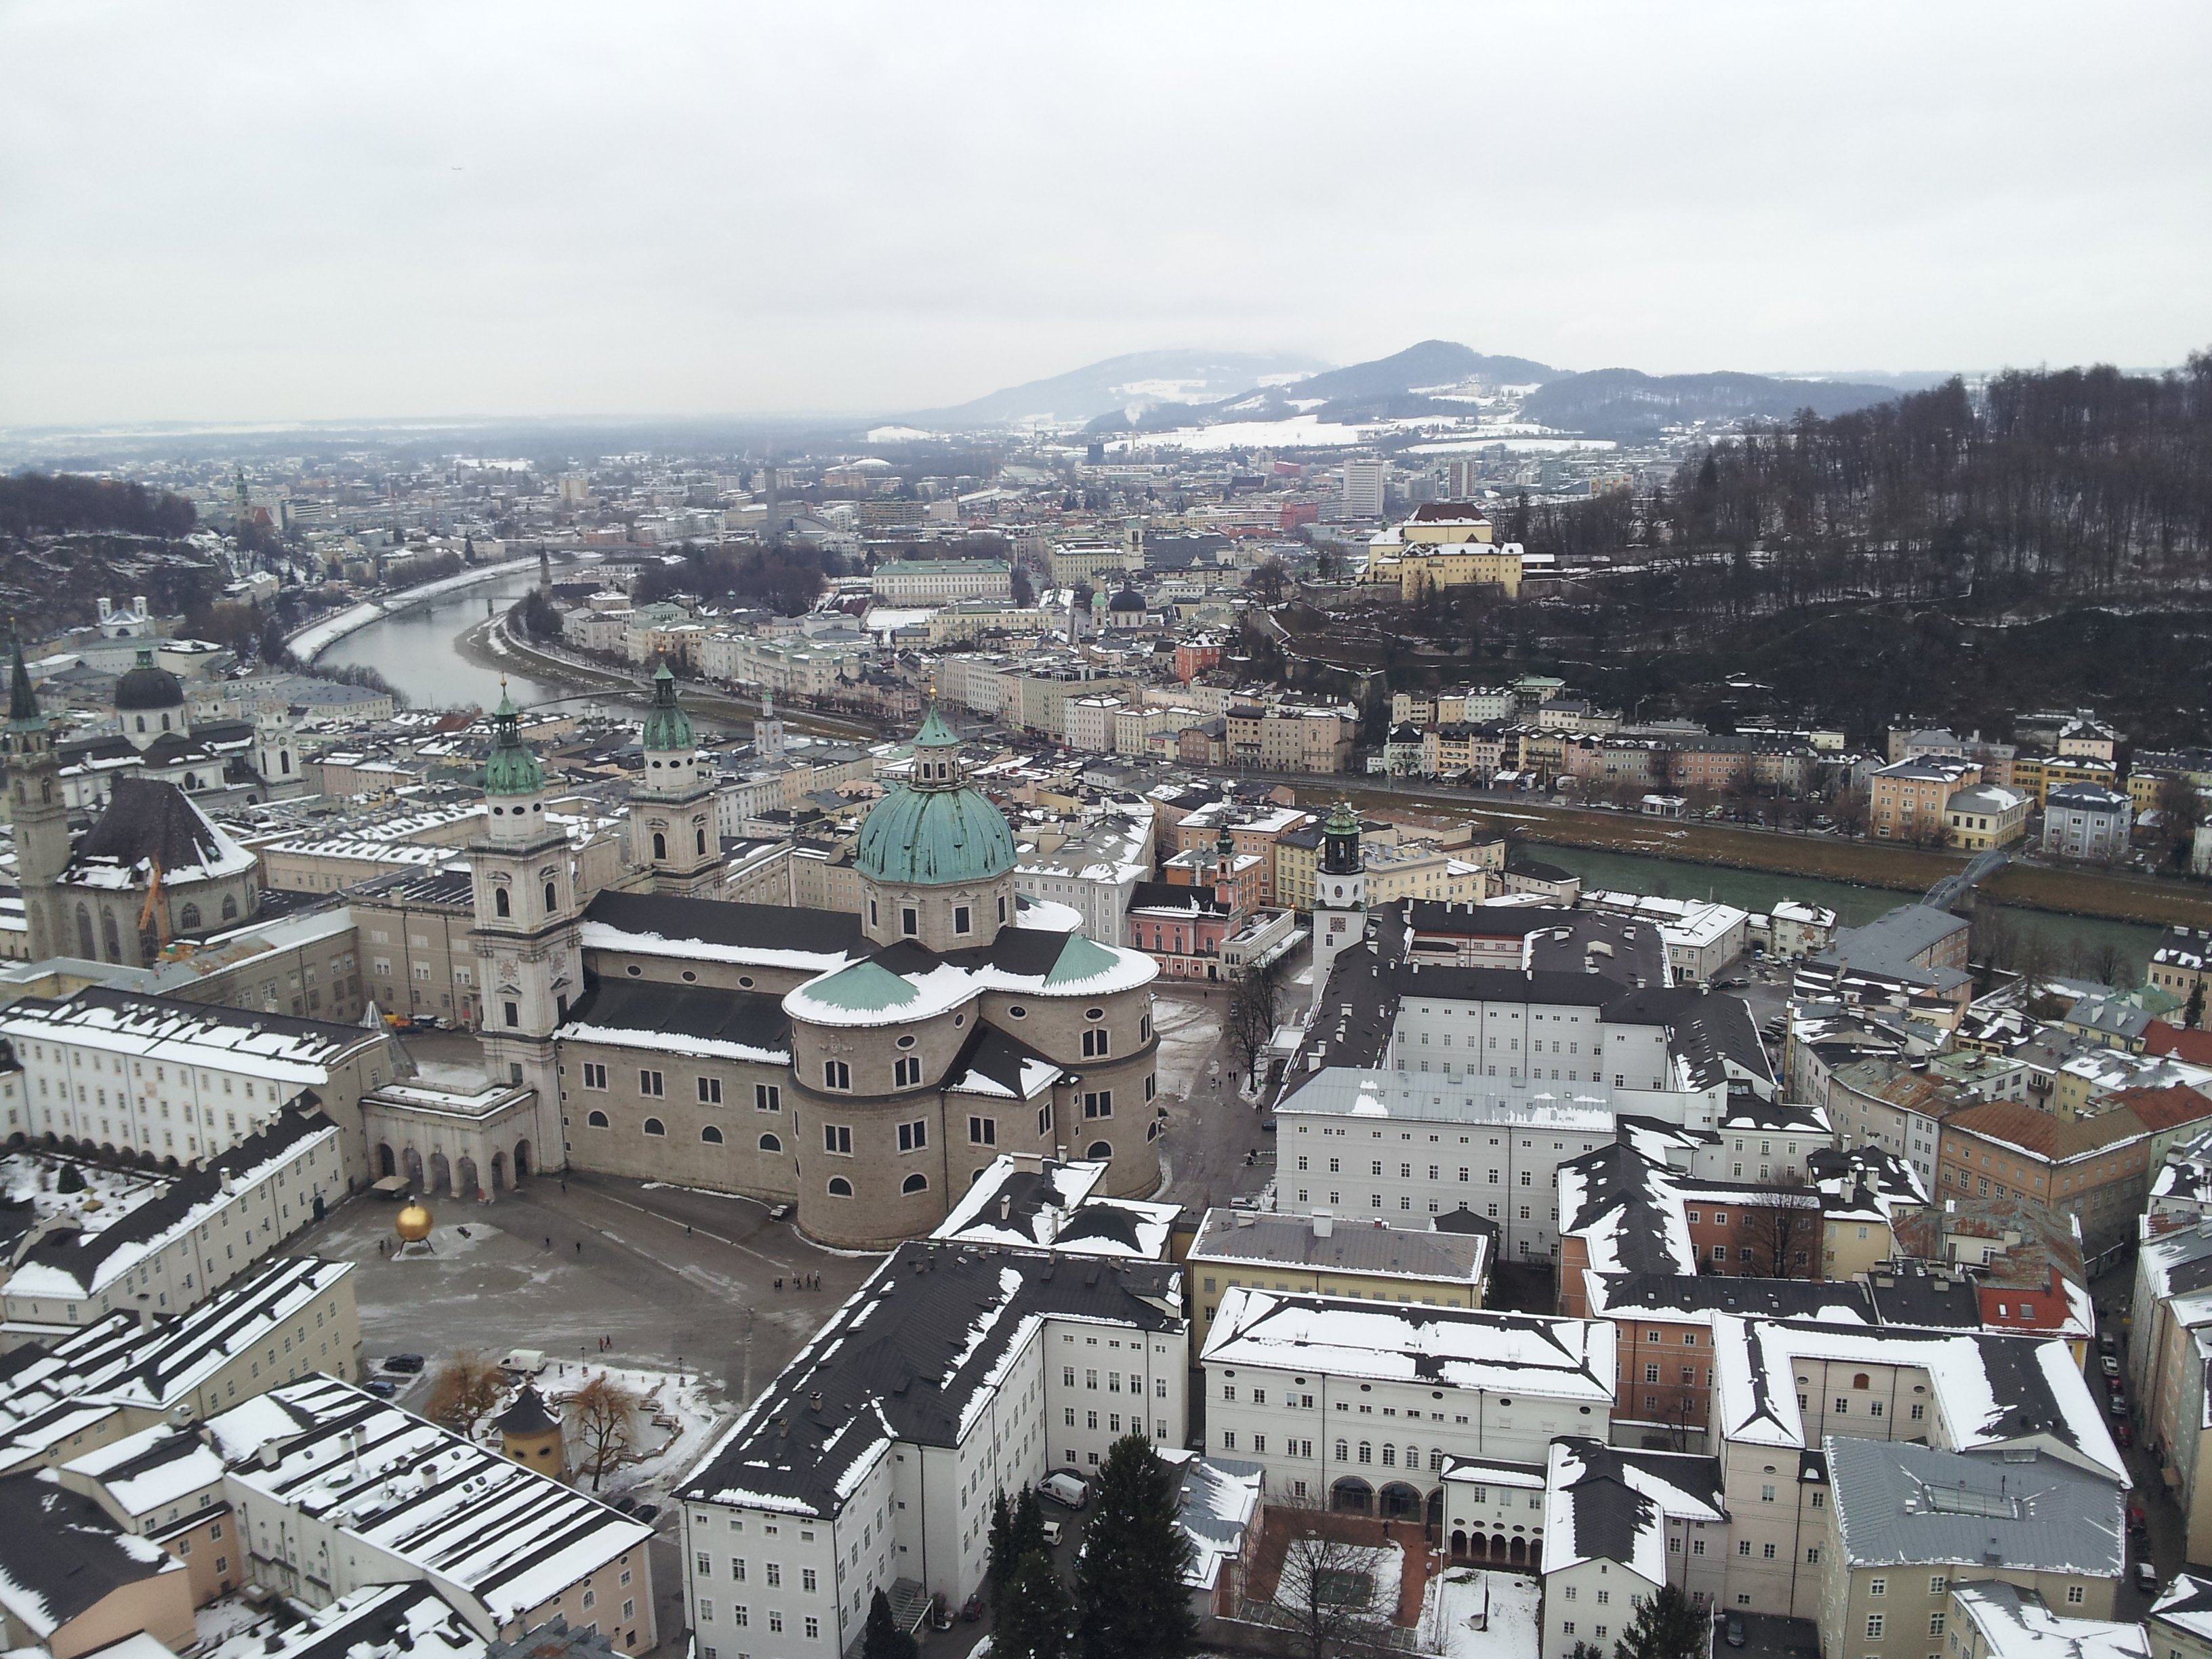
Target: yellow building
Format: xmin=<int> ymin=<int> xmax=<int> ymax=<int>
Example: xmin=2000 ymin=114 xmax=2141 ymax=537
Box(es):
xmin=1363 ymin=506 xmax=1523 ymax=600
xmin=1361 ymin=839 xmax=1486 ymax=906
xmin=1185 ymin=1209 xmax=1488 ymax=1347
xmin=2010 ymin=752 xmax=2119 ymax=806
xmin=1944 ymin=782 xmax=2030 ymax=851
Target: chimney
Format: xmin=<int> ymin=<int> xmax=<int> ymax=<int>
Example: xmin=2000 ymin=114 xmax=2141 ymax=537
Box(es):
xmin=1000 ymin=1195 xmax=1012 ymax=1223
xmin=1312 ymin=1210 xmax=1334 ymax=1239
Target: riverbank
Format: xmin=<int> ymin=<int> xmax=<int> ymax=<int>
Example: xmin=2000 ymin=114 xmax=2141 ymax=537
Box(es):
xmin=461 ymin=612 xmax=882 ymax=744
xmin=289 ymin=555 xmax=544 ymax=660
xmin=1321 ymin=780 xmax=2212 ymax=931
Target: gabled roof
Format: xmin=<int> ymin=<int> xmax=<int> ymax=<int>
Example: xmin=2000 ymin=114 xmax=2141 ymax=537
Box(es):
xmin=65 ymin=774 xmax=256 ymax=887
xmin=0 ymin=1470 xmax=182 ymax=1635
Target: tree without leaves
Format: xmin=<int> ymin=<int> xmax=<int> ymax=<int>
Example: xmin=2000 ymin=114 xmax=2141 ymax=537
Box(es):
xmin=567 ymin=1374 xmax=642 ymax=1491
xmin=1268 ymin=1498 xmax=1391 ymax=1659
xmin=1248 ymin=558 xmax=1289 ymax=605
xmin=1733 ymin=1177 xmax=1820 ymax=1279
xmin=2154 ymin=777 xmax=2206 ymax=872
xmin=1075 ymin=1435 xmax=1197 ymax=1659
xmin=1612 ymin=1582 xmax=1708 ymax=1659
xmin=1227 ymin=953 xmax=1286 ymax=1080
xmin=425 ymin=1351 xmax=506 ymax=1439
xmin=861 ymin=1588 xmax=919 ymax=1659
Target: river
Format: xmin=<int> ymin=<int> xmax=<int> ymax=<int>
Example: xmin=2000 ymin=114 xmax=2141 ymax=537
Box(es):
xmin=1530 ymin=842 xmax=2167 ymax=982
xmin=321 ymin=571 xmax=2169 ymax=977
xmin=316 ymin=562 xmax=642 ymax=721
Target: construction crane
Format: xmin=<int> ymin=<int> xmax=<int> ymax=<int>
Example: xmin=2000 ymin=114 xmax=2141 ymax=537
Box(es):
xmin=138 ymin=857 xmax=171 ymax=951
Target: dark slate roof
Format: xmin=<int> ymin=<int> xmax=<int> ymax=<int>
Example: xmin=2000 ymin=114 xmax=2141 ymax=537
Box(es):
xmin=1862 ymin=1261 xmax=1984 ymax=1330
xmin=1551 ymin=1437 xmax=1724 ymax=1570
xmin=1405 ymin=901 xmax=1580 ymax=939
xmin=1430 ymin=1204 xmax=1501 ymax=1242
xmin=69 ymin=774 xmax=235 ymax=876
xmin=0 ymin=1471 xmax=183 ymax=1627
xmin=1506 ymin=855 xmax=1574 ymax=882
xmin=581 ymin=890 xmax=866 ymax=958
xmin=1597 ymin=1273 xmax=1879 ymax=1323
xmin=945 ymin=1023 xmax=1058 ymax=1101
xmin=14 ymin=1109 xmax=335 ymax=1293
xmin=563 ymin=977 xmax=790 ymax=1054
xmin=1390 ymin=961 xmax=1618 ymax=1008
xmin=1128 ymin=880 xmax=1232 ymax=917
xmin=679 ymin=1242 xmax=1183 ymax=1519
xmin=1558 ymin=1141 xmax=1689 ymax=1277
xmin=946 ymin=926 xmax=1065 ymax=979
xmin=493 ymin=1384 xmax=560 ymax=1436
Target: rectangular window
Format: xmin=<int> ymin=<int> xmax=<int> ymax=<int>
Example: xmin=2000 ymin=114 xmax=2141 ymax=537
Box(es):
xmin=823 ymin=1124 xmax=852 ymax=1155
xmin=1084 ymin=1090 xmax=1112 ymax=1118
xmin=893 ymin=1056 xmax=922 ymax=1088
xmin=823 ymin=1060 xmax=851 ymax=1091
xmin=640 ymin=1069 xmax=664 ymax=1097
xmin=1867 ymin=1617 xmax=1884 ymax=1640
xmin=583 ymin=1063 xmax=608 ymax=1090
xmin=897 ymin=1120 xmax=928 ymax=1152
xmin=698 ymin=1077 xmax=722 ymax=1105
xmin=1083 ymin=1029 xmax=1110 ymax=1057
xmin=954 ymin=905 xmax=971 ymax=935
xmin=969 ymin=1116 xmax=996 ymax=1145
xmin=901 ymin=907 xmax=918 ymax=937
xmin=756 ymin=1084 xmax=781 ymax=1112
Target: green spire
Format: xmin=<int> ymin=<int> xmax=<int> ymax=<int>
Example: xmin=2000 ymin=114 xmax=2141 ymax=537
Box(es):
xmin=640 ymin=661 xmax=693 ymax=753
xmin=483 ymin=680 xmax=545 ymax=797
xmin=914 ymin=704 xmax=960 ymax=748
xmin=7 ymin=635 xmax=39 ymax=729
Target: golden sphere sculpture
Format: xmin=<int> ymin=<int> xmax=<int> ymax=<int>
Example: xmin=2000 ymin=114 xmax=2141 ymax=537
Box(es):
xmin=394 ymin=1200 xmax=434 ymax=1244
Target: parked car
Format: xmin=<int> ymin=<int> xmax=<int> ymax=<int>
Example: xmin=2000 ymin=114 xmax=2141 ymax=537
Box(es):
xmin=767 ymin=1204 xmax=792 ymax=1223
xmin=382 ymin=1353 xmax=426 ymax=1374
xmin=2102 ymin=1355 xmax=2122 ymax=1376
xmin=632 ymin=1503 xmax=659 ymax=1523
xmin=1040 ymin=1519 xmax=1063 ymax=1547
xmin=1259 ymin=1120 xmax=1277 ymax=1133
xmin=2099 ymin=1331 xmax=2118 ymax=1354
xmin=1725 ymin=1614 xmax=1747 ymax=1649
xmin=2108 ymin=1392 xmax=2128 ymax=1416
xmin=611 ymin=1495 xmax=638 ymax=1515
xmin=960 ymin=1594 xmax=984 ymax=1622
xmin=2137 ymin=1562 xmax=2160 ymax=1595
xmin=2107 ymin=1374 xmax=2125 ymax=1395
xmin=2116 ymin=1422 xmax=2134 ymax=1448
xmin=363 ymin=1378 xmax=398 ymax=1398
xmin=498 ymin=1348 xmax=548 ymax=1376
xmin=1041 ymin=1472 xmax=1089 ymax=1509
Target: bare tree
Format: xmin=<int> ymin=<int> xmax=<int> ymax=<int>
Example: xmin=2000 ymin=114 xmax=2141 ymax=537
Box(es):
xmin=1267 ymin=1500 xmax=1392 ymax=1659
xmin=1734 ymin=1179 xmax=1820 ymax=1279
xmin=425 ymin=1351 xmax=506 ymax=1439
xmin=1227 ymin=956 xmax=1286 ymax=1084
xmin=569 ymin=1374 xmax=643 ymax=1492
xmin=1829 ymin=787 xmax=1870 ymax=842
xmin=2154 ymin=776 xmax=2205 ymax=872
xmin=2089 ymin=941 xmax=2131 ymax=990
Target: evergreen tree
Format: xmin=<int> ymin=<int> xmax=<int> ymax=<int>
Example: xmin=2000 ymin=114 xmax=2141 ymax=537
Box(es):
xmin=1013 ymin=1483 xmax=1047 ymax=1561
xmin=997 ymin=1549 xmax=1072 ymax=1659
xmin=2187 ymin=979 xmax=2205 ymax=1031
xmin=1612 ymin=1582 xmax=1707 ymax=1659
xmin=986 ymin=1490 xmax=1017 ymax=1618
xmin=1075 ymin=1435 xmax=1197 ymax=1659
xmin=56 ymin=1162 xmax=85 ymax=1193
xmin=860 ymin=1587 xmax=918 ymax=1659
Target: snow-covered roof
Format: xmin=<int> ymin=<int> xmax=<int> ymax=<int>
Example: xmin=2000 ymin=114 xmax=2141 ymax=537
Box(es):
xmin=1200 ymin=1288 xmax=1615 ymax=1403
xmin=1950 ymin=1582 xmax=2147 ymax=1659
xmin=209 ymin=1375 xmax=652 ymax=1636
xmin=207 ymin=1582 xmax=491 ymax=1659
xmin=0 ymin=987 xmax=390 ymax=1091
xmin=1542 ymin=1436 xmax=1724 ymax=1582
xmin=1826 ymin=1436 xmax=2125 ymax=1577
xmin=60 ymin=1420 xmax=225 ymax=1516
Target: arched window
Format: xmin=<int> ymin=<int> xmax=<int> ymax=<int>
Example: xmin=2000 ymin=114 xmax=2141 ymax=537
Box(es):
xmin=77 ymin=904 xmax=94 ymax=959
xmin=827 ymin=1176 xmax=853 ymax=1197
xmin=179 ymin=903 xmax=201 ymax=930
xmin=1852 ymin=1373 xmax=1870 ymax=1390
xmin=280 ymin=751 xmax=291 ymax=774
xmin=494 ymin=888 xmax=511 ymax=918
xmin=161 ymin=713 xmax=171 ymax=731
xmin=587 ymin=1111 xmax=609 ymax=1128
xmin=701 ymin=1125 xmax=724 ymax=1145
xmin=183 ymin=773 xmax=199 ymax=791
xmin=135 ymin=716 xmax=146 ymax=733
xmin=544 ymin=882 xmax=558 ymax=913
xmin=102 ymin=909 xmax=121 ymax=963
xmin=1335 ymin=1439 xmax=1349 ymax=1461
xmin=221 ymin=895 xmax=238 ymax=921
xmin=642 ymin=1118 xmax=665 ymax=1136
xmin=653 ymin=832 xmax=667 ymax=861
xmin=901 ymin=1173 xmax=928 ymax=1194
xmin=1087 ymin=1141 xmax=1112 ymax=1160
xmin=695 ymin=827 xmax=707 ymax=855
xmin=758 ymin=1133 xmax=782 ymax=1153
xmin=1357 ymin=1442 xmax=1373 ymax=1465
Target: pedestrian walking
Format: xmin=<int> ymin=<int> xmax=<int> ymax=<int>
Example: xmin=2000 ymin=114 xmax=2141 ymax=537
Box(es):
xmin=544 ymin=1236 xmax=551 ymax=1249
xmin=775 ymin=1277 xmax=783 ymax=1291
xmin=575 ymin=1240 xmax=582 ymax=1255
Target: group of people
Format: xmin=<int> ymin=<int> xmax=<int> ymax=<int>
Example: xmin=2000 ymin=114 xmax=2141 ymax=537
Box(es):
xmin=775 ymin=1273 xmax=822 ymax=1291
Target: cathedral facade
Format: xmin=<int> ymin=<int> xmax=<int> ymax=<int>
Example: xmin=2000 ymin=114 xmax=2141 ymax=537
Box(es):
xmin=424 ymin=693 xmax=1164 ymax=1250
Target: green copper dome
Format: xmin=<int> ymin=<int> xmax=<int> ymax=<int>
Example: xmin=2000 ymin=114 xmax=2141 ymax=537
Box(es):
xmin=640 ymin=663 xmax=693 ymax=753
xmin=855 ymin=786 xmax=1017 ymax=886
xmin=483 ymin=684 xmax=545 ymax=797
xmin=855 ymin=705 xmax=1014 ymax=887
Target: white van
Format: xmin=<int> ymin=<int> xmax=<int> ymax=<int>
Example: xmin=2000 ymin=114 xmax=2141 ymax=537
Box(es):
xmin=1040 ymin=1472 xmax=1088 ymax=1509
xmin=499 ymin=1348 xmax=548 ymax=1376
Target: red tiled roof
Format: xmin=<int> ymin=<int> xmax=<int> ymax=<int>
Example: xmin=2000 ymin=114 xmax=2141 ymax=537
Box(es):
xmin=2104 ymin=1083 xmax=2212 ymax=1134
xmin=1944 ymin=1099 xmax=2150 ymax=1162
xmin=2143 ymin=1022 xmax=2212 ymax=1065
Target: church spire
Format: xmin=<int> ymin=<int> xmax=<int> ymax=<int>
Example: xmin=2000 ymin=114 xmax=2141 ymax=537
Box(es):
xmin=7 ymin=634 xmax=39 ymax=728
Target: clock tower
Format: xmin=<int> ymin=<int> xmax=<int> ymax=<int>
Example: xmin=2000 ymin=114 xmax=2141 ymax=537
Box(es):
xmin=1309 ymin=798 xmax=1368 ymax=1002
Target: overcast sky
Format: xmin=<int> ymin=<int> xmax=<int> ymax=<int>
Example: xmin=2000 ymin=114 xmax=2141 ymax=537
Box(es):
xmin=3 ymin=0 xmax=2207 ymax=428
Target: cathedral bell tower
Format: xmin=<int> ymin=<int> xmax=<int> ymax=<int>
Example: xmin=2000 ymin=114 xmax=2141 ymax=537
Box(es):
xmin=5 ymin=639 xmax=69 ymax=962
xmin=468 ymin=684 xmax=579 ymax=1162
xmin=1309 ymin=799 xmax=1367 ymax=1004
xmin=629 ymin=663 xmax=720 ymax=898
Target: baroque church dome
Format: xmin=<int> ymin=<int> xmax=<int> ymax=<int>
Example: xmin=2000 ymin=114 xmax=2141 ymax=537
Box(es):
xmin=115 ymin=648 xmax=184 ymax=712
xmin=854 ymin=705 xmax=1016 ymax=888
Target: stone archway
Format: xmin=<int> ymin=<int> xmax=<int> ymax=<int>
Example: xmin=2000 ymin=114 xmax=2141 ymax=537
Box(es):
xmin=1331 ymin=1478 xmax=1373 ymax=1515
xmin=1426 ymin=1488 xmax=1444 ymax=1542
xmin=428 ymin=1150 xmax=451 ymax=1195
xmin=455 ymin=1155 xmax=479 ymax=1200
xmin=489 ymin=1151 xmax=506 ymax=1192
xmin=377 ymin=1143 xmax=396 ymax=1179
xmin=514 ymin=1141 xmax=531 ymax=1181
xmin=1508 ymin=1536 xmax=1527 ymax=1565
xmin=403 ymin=1146 xmax=426 ymax=1192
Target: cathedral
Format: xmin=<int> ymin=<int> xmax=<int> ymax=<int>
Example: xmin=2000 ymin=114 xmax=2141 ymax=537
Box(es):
xmin=373 ymin=685 xmax=1166 ymax=1251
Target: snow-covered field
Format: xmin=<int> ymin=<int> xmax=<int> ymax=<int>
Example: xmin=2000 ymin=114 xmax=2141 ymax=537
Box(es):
xmin=1422 ymin=1568 xmax=1542 ymax=1659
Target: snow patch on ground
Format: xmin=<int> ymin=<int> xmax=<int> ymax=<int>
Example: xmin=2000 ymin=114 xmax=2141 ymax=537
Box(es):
xmin=1422 ymin=1569 xmax=1542 ymax=1659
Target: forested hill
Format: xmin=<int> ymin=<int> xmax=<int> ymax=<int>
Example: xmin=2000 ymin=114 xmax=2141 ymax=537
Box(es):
xmin=0 ymin=473 xmax=198 ymax=538
xmin=1524 ymin=354 xmax=2212 ymax=606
